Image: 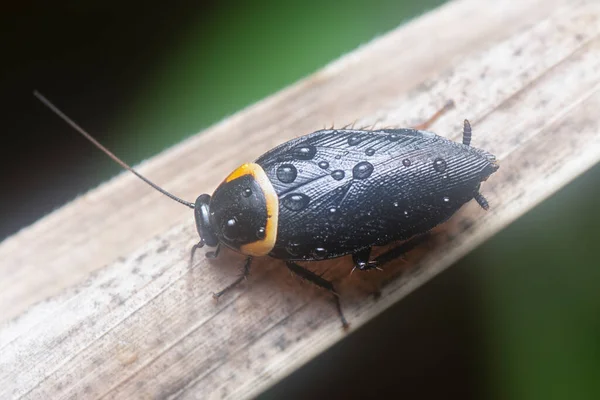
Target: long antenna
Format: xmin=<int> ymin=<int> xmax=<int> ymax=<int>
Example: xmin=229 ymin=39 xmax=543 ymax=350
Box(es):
xmin=34 ymin=90 xmax=195 ymax=209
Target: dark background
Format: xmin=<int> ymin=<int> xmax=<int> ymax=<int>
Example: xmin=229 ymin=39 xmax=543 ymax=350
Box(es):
xmin=2 ymin=1 xmax=599 ymax=399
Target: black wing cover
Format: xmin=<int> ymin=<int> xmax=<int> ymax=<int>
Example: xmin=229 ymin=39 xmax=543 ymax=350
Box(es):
xmin=256 ymin=129 xmax=496 ymax=261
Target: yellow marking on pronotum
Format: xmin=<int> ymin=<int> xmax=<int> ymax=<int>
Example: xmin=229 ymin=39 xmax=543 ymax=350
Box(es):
xmin=225 ymin=163 xmax=279 ymax=256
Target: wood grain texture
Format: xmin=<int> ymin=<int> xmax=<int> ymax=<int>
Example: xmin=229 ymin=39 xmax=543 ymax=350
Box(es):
xmin=2 ymin=0 xmax=600 ymax=398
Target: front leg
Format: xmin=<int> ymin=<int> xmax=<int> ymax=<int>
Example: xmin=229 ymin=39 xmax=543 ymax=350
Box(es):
xmin=189 ymin=240 xmax=204 ymax=268
xmin=205 ymin=243 xmax=221 ymax=259
xmin=189 ymin=242 xmax=221 ymax=268
xmin=286 ymin=261 xmax=349 ymax=330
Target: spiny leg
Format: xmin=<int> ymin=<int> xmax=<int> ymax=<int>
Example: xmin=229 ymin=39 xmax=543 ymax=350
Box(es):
xmin=373 ymin=233 xmax=431 ymax=268
xmin=412 ymin=100 xmax=455 ymax=131
xmin=474 ymin=192 xmax=490 ymax=210
xmin=463 ymin=119 xmax=472 ymax=146
xmin=213 ymin=256 xmax=253 ymax=299
xmin=351 ymin=247 xmax=381 ymax=273
xmin=286 ymin=261 xmax=349 ymax=329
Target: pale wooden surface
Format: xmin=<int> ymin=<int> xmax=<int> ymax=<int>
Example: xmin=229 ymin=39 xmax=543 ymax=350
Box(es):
xmin=2 ymin=0 xmax=600 ymax=398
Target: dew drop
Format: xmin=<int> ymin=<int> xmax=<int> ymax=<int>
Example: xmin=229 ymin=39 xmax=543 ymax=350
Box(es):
xmin=318 ymin=161 xmax=329 ymax=169
xmin=282 ymin=193 xmax=311 ymax=211
xmin=402 ymin=159 xmax=411 ymax=167
xmin=223 ymin=218 xmax=239 ymax=240
xmin=389 ymin=133 xmax=400 ymax=141
xmin=242 ymin=188 xmax=253 ymax=197
xmin=312 ymin=247 xmax=328 ymax=260
xmin=352 ymin=161 xmax=374 ymax=179
xmin=403 ymin=210 xmax=410 ymax=218
xmin=348 ymin=135 xmax=362 ymax=146
xmin=331 ymin=170 xmax=345 ymax=181
xmin=256 ymin=227 xmax=266 ymax=239
xmin=335 ymin=150 xmax=349 ymax=160
xmin=365 ymin=148 xmax=376 ymax=156
xmin=393 ymin=201 xmax=399 ymax=207
xmin=276 ymin=164 xmax=298 ymax=183
xmin=433 ymin=158 xmax=447 ymax=173
xmin=328 ymin=207 xmax=340 ymax=221
xmin=292 ymin=143 xmax=317 ymax=160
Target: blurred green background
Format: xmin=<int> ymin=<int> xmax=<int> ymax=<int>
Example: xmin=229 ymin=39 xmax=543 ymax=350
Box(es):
xmin=114 ymin=0 xmax=450 ymax=163
xmin=2 ymin=0 xmax=599 ymax=399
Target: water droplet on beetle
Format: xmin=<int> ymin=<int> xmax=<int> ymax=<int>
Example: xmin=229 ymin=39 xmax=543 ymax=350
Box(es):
xmin=403 ymin=210 xmax=410 ymax=218
xmin=282 ymin=193 xmax=310 ymax=211
xmin=328 ymin=207 xmax=339 ymax=221
xmin=318 ymin=161 xmax=329 ymax=169
xmin=433 ymin=158 xmax=447 ymax=172
xmin=242 ymin=188 xmax=252 ymax=197
xmin=348 ymin=135 xmax=362 ymax=146
xmin=365 ymin=148 xmax=376 ymax=156
xmin=393 ymin=201 xmax=399 ymax=207
xmin=331 ymin=170 xmax=345 ymax=180
xmin=256 ymin=227 xmax=266 ymax=239
xmin=223 ymin=217 xmax=239 ymax=240
xmin=352 ymin=161 xmax=374 ymax=179
xmin=402 ymin=159 xmax=411 ymax=167
xmin=389 ymin=133 xmax=400 ymax=141
xmin=276 ymin=164 xmax=298 ymax=183
xmin=312 ymin=247 xmax=328 ymax=259
xmin=442 ymin=196 xmax=450 ymax=203
xmin=292 ymin=143 xmax=317 ymax=160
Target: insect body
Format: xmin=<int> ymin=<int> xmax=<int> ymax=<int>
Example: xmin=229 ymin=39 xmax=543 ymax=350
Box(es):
xmin=35 ymin=92 xmax=498 ymax=329
xmin=198 ymin=122 xmax=498 ymax=326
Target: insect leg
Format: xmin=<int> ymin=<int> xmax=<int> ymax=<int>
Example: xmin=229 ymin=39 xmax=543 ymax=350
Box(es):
xmin=474 ymin=192 xmax=490 ymax=210
xmin=206 ymin=243 xmax=221 ymax=259
xmin=373 ymin=233 xmax=431 ymax=267
xmin=189 ymin=241 xmax=204 ymax=267
xmin=463 ymin=119 xmax=472 ymax=146
xmin=351 ymin=247 xmax=381 ymax=272
xmin=412 ymin=100 xmax=455 ymax=130
xmin=286 ymin=261 xmax=349 ymax=329
xmin=212 ymin=256 xmax=253 ymax=299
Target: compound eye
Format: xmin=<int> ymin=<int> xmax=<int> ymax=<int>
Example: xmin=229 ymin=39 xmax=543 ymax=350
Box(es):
xmin=222 ymin=217 xmax=241 ymax=241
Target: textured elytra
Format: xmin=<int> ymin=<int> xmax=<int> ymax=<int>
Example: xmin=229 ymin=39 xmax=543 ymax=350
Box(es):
xmin=255 ymin=128 xmax=498 ymax=261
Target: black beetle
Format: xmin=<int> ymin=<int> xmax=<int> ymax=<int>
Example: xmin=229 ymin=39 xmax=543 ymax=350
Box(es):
xmin=35 ymin=92 xmax=498 ymax=329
